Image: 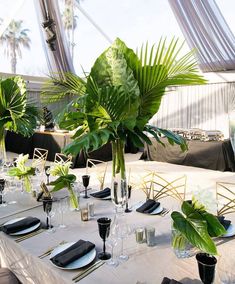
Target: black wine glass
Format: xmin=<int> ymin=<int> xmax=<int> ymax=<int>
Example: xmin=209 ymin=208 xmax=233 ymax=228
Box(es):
xmin=82 ymin=175 xmax=90 ymax=199
xmin=42 ymin=197 xmax=53 ymax=231
xmin=125 ymin=185 xmax=132 ymax=213
xmin=196 ymin=253 xmax=217 ymax=284
xmin=97 ymin=217 xmax=111 ymax=260
xmin=0 ymin=179 xmax=6 ymax=207
xmin=45 ymin=166 xmax=51 ymax=185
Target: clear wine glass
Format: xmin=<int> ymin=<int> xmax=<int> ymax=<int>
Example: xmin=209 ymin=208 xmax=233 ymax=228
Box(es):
xmin=111 ymin=173 xmax=127 ymax=215
xmin=44 ymin=166 xmax=51 ymax=185
xmin=7 ymin=178 xmax=17 ymax=204
xmin=58 ymin=197 xmax=69 ymax=228
xmin=82 ymin=175 xmax=90 ymax=199
xmin=116 ymin=220 xmax=130 ymax=261
xmin=106 ymin=224 xmax=119 ymax=267
xmin=97 ymin=217 xmax=111 ymax=260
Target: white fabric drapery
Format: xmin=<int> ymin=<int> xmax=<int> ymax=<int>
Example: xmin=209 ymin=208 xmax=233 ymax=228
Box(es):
xmin=149 ymin=82 xmax=235 ymax=138
xmin=168 ymin=0 xmax=235 ymax=72
xmin=34 ymin=0 xmax=75 ymax=76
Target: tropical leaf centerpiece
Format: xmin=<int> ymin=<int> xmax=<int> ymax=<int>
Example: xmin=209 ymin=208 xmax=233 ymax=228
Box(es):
xmin=0 ymin=76 xmax=40 ymax=161
xmin=49 ymin=161 xmax=78 ymax=209
xmin=171 ymin=197 xmax=226 ymax=255
xmin=41 ymin=37 xmax=206 ymax=201
xmin=8 ymin=154 xmax=35 ymax=192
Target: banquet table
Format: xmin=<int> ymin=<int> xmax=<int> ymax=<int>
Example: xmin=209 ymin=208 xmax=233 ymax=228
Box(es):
xmin=0 ymin=186 xmax=234 ymax=284
xmin=142 ymin=137 xmax=235 ymax=172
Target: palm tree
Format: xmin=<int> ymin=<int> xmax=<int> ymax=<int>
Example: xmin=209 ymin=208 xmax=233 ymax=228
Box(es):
xmin=62 ymin=0 xmax=79 ymax=60
xmin=0 ymin=20 xmax=31 ymax=74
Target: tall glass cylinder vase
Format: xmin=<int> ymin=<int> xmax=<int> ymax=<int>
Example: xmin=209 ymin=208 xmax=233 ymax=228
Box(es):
xmin=111 ymin=139 xmax=127 ymax=214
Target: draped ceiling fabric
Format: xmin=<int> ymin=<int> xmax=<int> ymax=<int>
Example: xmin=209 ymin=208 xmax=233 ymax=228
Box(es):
xmin=168 ymin=0 xmax=235 ymax=72
xmin=35 ymin=0 xmax=75 ymax=76
xmin=149 ymin=82 xmax=235 ymax=139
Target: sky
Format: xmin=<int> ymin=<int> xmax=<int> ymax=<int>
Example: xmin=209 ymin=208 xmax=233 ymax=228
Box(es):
xmin=0 ymin=0 xmax=234 ymax=77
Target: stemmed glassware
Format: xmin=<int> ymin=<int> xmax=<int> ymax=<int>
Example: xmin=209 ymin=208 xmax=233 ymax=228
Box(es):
xmin=97 ymin=217 xmax=111 ymax=260
xmin=45 ymin=166 xmax=51 ymax=185
xmin=43 ymin=197 xmax=55 ymax=233
xmin=106 ymin=223 xmax=119 ymax=267
xmin=196 ymin=253 xmax=217 ymax=284
xmin=7 ymin=178 xmax=17 ymax=204
xmin=116 ymin=221 xmax=130 ymax=261
xmin=82 ymin=175 xmax=90 ymax=199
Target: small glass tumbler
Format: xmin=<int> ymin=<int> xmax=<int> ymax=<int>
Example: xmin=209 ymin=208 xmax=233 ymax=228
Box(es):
xmin=145 ymin=226 xmax=155 ymax=247
xmin=81 ymin=208 xmax=89 ymax=221
xmin=135 ymin=228 xmax=144 ymax=244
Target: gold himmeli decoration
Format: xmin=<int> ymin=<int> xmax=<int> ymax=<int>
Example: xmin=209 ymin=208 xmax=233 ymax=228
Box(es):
xmin=54 ymin=152 xmax=72 ymax=164
xmin=32 ymin=148 xmax=48 ymax=170
xmin=86 ymin=159 xmax=108 ymax=190
xmin=140 ymin=172 xmax=187 ymax=201
xmin=216 ymin=182 xmax=235 ymax=216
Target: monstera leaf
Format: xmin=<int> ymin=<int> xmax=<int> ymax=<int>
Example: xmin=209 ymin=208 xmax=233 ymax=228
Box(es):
xmin=172 ymin=200 xmax=226 ymax=255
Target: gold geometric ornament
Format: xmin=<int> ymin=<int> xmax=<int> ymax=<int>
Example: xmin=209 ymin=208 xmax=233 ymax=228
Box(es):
xmin=140 ymin=172 xmax=187 ymax=202
xmin=216 ymin=182 xmax=235 ymax=216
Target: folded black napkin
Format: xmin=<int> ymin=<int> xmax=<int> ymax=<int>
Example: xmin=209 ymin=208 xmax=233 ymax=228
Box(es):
xmin=161 ymin=277 xmax=182 ymax=284
xmin=90 ymin=187 xmax=111 ymax=199
xmin=136 ymin=199 xmax=160 ymax=214
xmin=2 ymin=217 xmax=40 ymax=234
xmin=217 ymin=215 xmax=231 ymax=231
xmin=50 ymin=239 xmax=95 ymax=267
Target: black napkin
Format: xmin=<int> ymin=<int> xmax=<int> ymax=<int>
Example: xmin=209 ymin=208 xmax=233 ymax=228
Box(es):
xmin=161 ymin=277 xmax=182 ymax=284
xmin=90 ymin=187 xmax=111 ymax=199
xmin=217 ymin=215 xmax=231 ymax=230
xmin=2 ymin=217 xmax=40 ymax=234
xmin=136 ymin=199 xmax=160 ymax=214
xmin=50 ymin=239 xmax=95 ymax=267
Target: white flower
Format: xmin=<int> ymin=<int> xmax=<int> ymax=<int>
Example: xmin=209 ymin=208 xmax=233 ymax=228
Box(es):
xmin=192 ymin=188 xmax=217 ymax=214
xmin=50 ymin=161 xmax=72 ymax=177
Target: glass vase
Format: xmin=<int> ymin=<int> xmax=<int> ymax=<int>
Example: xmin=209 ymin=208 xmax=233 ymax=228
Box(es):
xmin=68 ymin=184 xmax=80 ymax=211
xmin=111 ymin=139 xmax=127 ymax=213
xmin=171 ymin=227 xmax=194 ymax=258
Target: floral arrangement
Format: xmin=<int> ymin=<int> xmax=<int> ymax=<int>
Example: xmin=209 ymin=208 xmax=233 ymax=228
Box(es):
xmin=171 ymin=196 xmax=226 ymax=255
xmin=8 ymin=154 xmax=35 ymax=192
xmin=49 ymin=161 xmax=78 ymax=209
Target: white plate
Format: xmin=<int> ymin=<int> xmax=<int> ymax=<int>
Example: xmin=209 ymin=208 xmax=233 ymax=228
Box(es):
xmin=50 ymin=242 xmax=96 ymax=270
xmin=222 ymin=224 xmax=235 ymax=238
xmin=3 ymin=217 xmax=41 ymax=236
xmin=150 ymin=204 xmax=164 ymax=215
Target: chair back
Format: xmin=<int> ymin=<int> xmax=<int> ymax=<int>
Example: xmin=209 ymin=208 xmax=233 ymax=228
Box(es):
xmin=216 ymin=182 xmax=235 ymax=216
xmin=54 ymin=153 xmax=72 ymax=165
xmin=86 ymin=159 xmax=108 ymax=190
xmin=32 ymin=148 xmax=48 ymax=170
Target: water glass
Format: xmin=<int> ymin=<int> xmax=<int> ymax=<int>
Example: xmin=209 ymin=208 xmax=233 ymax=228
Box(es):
xmin=145 ymin=226 xmax=155 ymax=247
xmin=135 ymin=228 xmax=145 ymax=244
xmin=57 ymin=197 xmax=69 ymax=228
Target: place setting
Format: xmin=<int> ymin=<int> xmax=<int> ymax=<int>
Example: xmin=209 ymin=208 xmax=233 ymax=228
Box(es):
xmin=135 ymin=199 xmax=170 ymax=216
xmin=0 ymin=216 xmax=44 ymax=242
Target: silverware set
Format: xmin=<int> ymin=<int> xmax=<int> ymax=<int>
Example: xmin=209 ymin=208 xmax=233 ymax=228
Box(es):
xmin=15 ymin=228 xmax=45 ymax=243
xmin=72 ymin=260 xmax=104 ymax=283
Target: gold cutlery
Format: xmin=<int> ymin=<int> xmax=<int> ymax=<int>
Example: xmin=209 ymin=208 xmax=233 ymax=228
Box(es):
xmin=72 ymin=260 xmax=104 ymax=282
xmin=15 ymin=229 xmax=45 ymax=243
xmin=38 ymin=241 xmax=67 ymax=259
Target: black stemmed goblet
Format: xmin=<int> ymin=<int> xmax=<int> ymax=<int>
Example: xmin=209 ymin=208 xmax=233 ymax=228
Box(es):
xmin=125 ymin=185 xmax=132 ymax=213
xmin=82 ymin=175 xmax=90 ymax=199
xmin=97 ymin=217 xmax=111 ymax=260
xmin=45 ymin=166 xmax=51 ymax=185
xmin=42 ymin=197 xmax=53 ymax=231
xmin=196 ymin=253 xmax=217 ymax=284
